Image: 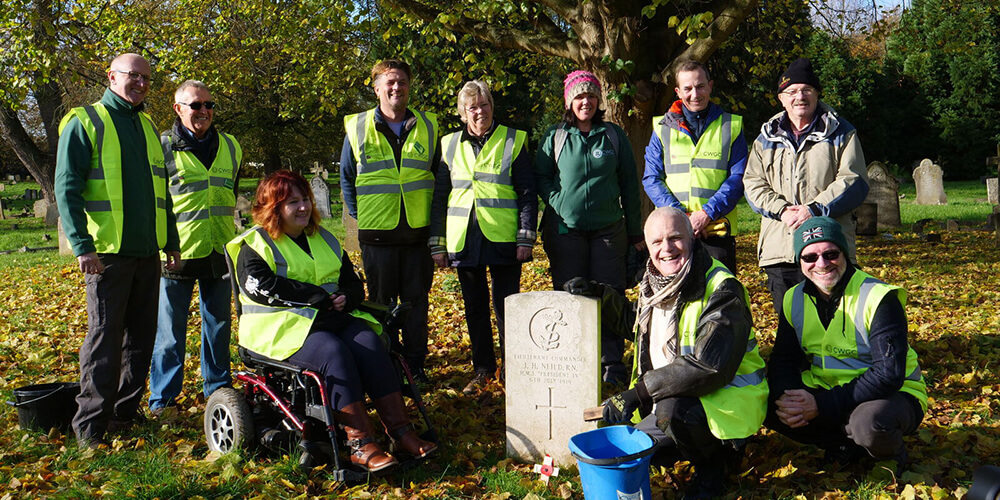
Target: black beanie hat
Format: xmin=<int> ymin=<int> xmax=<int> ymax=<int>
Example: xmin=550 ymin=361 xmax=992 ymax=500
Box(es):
xmin=778 ymin=58 xmax=822 ymax=92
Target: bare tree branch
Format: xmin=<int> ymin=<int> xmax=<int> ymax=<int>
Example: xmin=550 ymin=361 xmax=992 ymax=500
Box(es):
xmin=668 ymin=0 xmax=759 ymax=81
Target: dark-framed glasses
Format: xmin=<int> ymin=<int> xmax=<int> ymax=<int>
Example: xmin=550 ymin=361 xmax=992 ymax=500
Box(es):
xmin=112 ymin=70 xmax=153 ymax=84
xmin=800 ymin=249 xmax=841 ymax=263
xmin=177 ymin=101 xmax=216 ymax=110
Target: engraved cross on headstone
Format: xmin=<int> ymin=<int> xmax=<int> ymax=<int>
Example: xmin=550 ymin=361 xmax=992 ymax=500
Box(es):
xmin=535 ymin=387 xmax=567 ymax=440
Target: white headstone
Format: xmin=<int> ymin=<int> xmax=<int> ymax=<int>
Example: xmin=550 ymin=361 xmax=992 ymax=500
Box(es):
xmin=33 ymin=199 xmax=48 ymax=219
xmin=505 ymin=291 xmax=600 ymax=467
xmin=0 ymin=183 xmax=5 ymax=192
xmin=913 ymin=159 xmax=947 ymax=205
xmin=236 ymin=195 xmax=252 ymax=214
xmin=987 ymin=178 xmax=998 ymax=205
xmin=310 ymin=176 xmax=332 ymax=219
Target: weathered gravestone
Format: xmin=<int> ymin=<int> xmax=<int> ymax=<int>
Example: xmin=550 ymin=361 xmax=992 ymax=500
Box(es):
xmin=865 ymin=161 xmax=901 ymax=229
xmin=913 ymin=159 xmax=947 ymax=205
xmin=33 ymin=199 xmax=48 ymax=219
xmin=235 ymin=194 xmax=252 ymax=214
xmin=341 ymin=195 xmax=360 ymax=253
xmin=505 ymin=291 xmax=600 ymax=467
xmin=310 ymin=176 xmax=332 ymax=219
xmin=0 ymin=183 xmax=5 ymax=192
xmin=987 ymin=178 xmax=998 ymax=205
xmin=0 ymin=199 xmax=5 ymax=220
xmin=57 ymin=217 xmax=72 ymax=255
xmin=855 ymin=203 xmax=878 ymax=235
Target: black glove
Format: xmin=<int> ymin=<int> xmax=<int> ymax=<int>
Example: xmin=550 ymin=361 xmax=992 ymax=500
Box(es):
xmin=564 ymin=276 xmax=601 ymax=297
xmin=602 ymin=388 xmax=640 ymax=424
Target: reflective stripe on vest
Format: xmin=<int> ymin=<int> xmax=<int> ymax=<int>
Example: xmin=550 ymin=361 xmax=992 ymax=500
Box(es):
xmin=163 ymin=132 xmax=241 ymax=260
xmin=58 ymin=103 xmax=168 ymax=252
xmin=225 ymin=226 xmax=380 ymax=360
xmin=652 ymin=112 xmax=743 ymax=235
xmin=784 ymin=270 xmax=928 ymax=412
xmin=441 ymin=125 xmax=525 ymax=253
xmin=629 ymin=259 xmax=767 ymax=439
xmin=344 ymin=109 xmax=437 ymax=230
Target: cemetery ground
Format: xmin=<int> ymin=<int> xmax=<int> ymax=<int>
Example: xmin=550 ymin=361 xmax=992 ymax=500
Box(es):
xmin=0 ymin=181 xmax=998 ymax=499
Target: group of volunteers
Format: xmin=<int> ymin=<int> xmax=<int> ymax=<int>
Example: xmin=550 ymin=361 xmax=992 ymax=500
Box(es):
xmin=55 ymin=51 xmax=926 ymax=494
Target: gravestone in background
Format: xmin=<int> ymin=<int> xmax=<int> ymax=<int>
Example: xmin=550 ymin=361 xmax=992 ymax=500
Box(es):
xmin=865 ymin=161 xmax=901 ymax=229
xmin=310 ymin=176 xmax=332 ymax=219
xmin=341 ymin=193 xmax=360 ymax=253
xmin=856 ymin=203 xmax=878 ymax=235
xmin=505 ymin=291 xmax=600 ymax=468
xmin=0 ymin=183 xmax=5 ymax=192
xmin=913 ymin=159 xmax=948 ymax=205
xmin=57 ymin=217 xmax=72 ymax=255
xmin=987 ymin=178 xmax=998 ymax=205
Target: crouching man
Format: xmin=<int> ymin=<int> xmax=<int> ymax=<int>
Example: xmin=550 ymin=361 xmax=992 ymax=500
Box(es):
xmin=766 ymin=217 xmax=926 ymax=468
xmin=570 ymin=206 xmax=767 ymax=499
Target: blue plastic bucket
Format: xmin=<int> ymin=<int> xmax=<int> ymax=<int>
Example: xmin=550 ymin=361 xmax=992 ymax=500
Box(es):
xmin=568 ymin=426 xmax=656 ymax=500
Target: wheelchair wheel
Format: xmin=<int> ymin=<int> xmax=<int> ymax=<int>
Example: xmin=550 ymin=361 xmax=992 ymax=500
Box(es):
xmin=205 ymin=387 xmax=254 ymax=453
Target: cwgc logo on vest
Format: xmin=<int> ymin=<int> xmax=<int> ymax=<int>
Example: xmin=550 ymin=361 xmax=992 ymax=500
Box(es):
xmin=413 ymin=142 xmax=426 ymax=158
xmin=702 ymin=150 xmax=722 ymax=159
xmin=593 ymin=149 xmax=615 ymax=159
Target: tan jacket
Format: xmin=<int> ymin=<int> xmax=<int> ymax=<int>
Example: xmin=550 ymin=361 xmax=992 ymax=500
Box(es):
xmin=744 ymin=103 xmax=869 ymax=267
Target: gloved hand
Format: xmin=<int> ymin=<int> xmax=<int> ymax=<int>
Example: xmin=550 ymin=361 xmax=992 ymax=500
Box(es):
xmin=602 ymin=388 xmax=640 ymax=424
xmin=563 ymin=276 xmax=600 ymax=297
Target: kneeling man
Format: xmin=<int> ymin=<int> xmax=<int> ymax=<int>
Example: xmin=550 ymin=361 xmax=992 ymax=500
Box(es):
xmin=767 ymin=217 xmax=926 ymax=467
xmin=592 ymin=207 xmax=767 ymax=499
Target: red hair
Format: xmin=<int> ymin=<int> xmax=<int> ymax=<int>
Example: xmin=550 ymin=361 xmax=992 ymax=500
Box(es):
xmin=251 ymin=170 xmax=322 ymax=239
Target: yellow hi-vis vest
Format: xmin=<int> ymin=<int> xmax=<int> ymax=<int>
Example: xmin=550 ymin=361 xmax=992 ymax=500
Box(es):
xmin=344 ymin=109 xmax=437 ymax=231
xmin=162 ymin=132 xmax=242 ymax=259
xmin=225 ymin=226 xmax=381 ymax=360
xmin=630 ymin=259 xmax=767 ymax=439
xmin=58 ymin=103 xmax=168 ymax=253
xmin=784 ymin=270 xmax=928 ymax=412
xmin=652 ymin=112 xmax=743 ymax=236
xmin=441 ymin=125 xmax=526 ymax=253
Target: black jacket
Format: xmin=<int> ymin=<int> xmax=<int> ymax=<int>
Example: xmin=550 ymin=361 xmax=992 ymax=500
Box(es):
xmin=598 ymin=243 xmax=753 ymax=413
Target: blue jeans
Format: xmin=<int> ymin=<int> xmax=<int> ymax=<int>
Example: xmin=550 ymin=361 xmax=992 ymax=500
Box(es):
xmin=149 ymin=276 xmax=232 ymax=410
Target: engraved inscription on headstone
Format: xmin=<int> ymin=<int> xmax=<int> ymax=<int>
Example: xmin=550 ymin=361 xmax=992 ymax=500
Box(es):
xmin=505 ymin=291 xmax=600 ymax=467
xmin=913 ymin=159 xmax=947 ymax=205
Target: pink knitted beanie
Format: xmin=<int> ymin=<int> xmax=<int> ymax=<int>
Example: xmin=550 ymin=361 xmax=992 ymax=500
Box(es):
xmin=563 ymin=70 xmax=601 ymax=109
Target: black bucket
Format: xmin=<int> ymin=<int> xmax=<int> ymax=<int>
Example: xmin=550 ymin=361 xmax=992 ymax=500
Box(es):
xmin=7 ymin=382 xmax=80 ymax=432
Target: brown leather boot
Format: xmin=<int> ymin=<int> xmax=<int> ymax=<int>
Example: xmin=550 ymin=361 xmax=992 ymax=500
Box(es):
xmin=337 ymin=401 xmax=398 ymax=472
xmin=373 ymin=392 xmax=438 ymax=458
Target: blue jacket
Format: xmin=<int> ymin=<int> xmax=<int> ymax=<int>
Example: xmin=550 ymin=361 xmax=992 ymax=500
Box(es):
xmin=642 ymin=102 xmax=748 ymax=221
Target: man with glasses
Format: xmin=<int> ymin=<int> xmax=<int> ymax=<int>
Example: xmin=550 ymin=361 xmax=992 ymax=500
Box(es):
xmin=340 ymin=60 xmax=439 ymax=385
xmin=766 ymin=217 xmax=926 ymax=470
xmin=148 ymin=80 xmax=241 ymax=416
xmin=743 ymin=58 xmax=869 ymax=313
xmin=56 ymin=53 xmax=181 ymax=448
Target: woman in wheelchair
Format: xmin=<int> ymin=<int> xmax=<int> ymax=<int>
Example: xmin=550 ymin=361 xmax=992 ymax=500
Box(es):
xmin=227 ymin=170 xmax=437 ymax=472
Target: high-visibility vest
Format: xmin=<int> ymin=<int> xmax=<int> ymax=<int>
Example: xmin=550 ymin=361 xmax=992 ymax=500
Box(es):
xmin=631 ymin=259 xmax=767 ymax=439
xmin=343 ymin=109 xmax=437 ymax=230
xmin=226 ymin=226 xmax=381 ymax=361
xmin=652 ymin=112 xmax=743 ymax=236
xmin=441 ymin=125 xmax=526 ymax=253
xmin=162 ymin=132 xmax=241 ymax=259
xmin=784 ymin=270 xmax=928 ymax=412
xmin=58 ymin=103 xmax=168 ymax=252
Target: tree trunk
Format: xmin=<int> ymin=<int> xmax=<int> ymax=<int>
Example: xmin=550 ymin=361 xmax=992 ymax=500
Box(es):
xmin=0 ymin=103 xmax=56 ymax=205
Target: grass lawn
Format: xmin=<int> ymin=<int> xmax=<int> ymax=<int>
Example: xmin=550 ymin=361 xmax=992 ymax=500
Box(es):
xmin=0 ymin=179 xmax=997 ymax=498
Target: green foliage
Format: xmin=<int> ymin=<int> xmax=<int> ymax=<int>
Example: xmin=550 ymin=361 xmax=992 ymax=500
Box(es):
xmin=887 ymin=0 xmax=1000 ymax=177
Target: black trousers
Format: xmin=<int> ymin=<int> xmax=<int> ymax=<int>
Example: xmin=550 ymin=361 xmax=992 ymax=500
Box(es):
xmin=456 ymin=264 xmax=521 ymax=374
xmin=73 ymin=253 xmax=160 ymax=441
xmin=701 ymin=235 xmax=737 ymax=276
xmin=763 ymin=264 xmax=805 ymax=315
xmin=361 ymin=242 xmax=434 ymax=369
xmin=542 ymin=216 xmax=628 ymax=383
xmin=765 ymin=390 xmax=923 ymax=461
xmin=634 ymin=396 xmax=731 ymax=466
xmin=287 ymin=319 xmax=399 ymax=410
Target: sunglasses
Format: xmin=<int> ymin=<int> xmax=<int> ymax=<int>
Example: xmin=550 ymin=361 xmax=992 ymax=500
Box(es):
xmin=177 ymin=101 xmax=216 ymax=110
xmin=800 ymin=249 xmax=841 ymax=263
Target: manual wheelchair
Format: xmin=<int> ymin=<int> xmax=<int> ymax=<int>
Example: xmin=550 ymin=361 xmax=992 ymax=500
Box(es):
xmin=204 ymin=261 xmax=437 ymax=481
